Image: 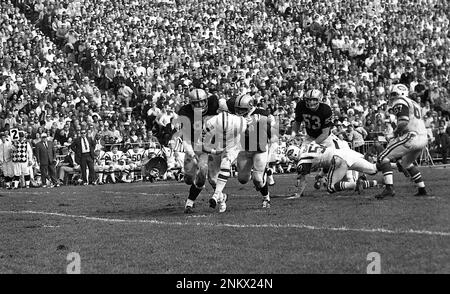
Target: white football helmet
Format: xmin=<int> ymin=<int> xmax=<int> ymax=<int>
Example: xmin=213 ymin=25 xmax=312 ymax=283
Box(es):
xmin=390 ymin=84 xmax=409 ymax=99
xmin=189 ymin=88 xmax=208 ymax=114
xmin=304 ymin=89 xmax=322 ymax=110
xmin=234 ymin=93 xmax=254 ymax=116
xmin=286 ymin=145 xmax=301 ymax=162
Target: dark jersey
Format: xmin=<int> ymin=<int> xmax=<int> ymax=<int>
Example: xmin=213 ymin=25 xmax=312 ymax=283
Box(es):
xmin=226 ymin=97 xmax=272 ymax=152
xmin=294 ymin=100 xmax=332 ymax=139
xmin=177 ymin=95 xmax=220 ymax=144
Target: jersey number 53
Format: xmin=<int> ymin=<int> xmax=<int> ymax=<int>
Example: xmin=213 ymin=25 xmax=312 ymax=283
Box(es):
xmin=303 ymin=114 xmax=321 ymax=130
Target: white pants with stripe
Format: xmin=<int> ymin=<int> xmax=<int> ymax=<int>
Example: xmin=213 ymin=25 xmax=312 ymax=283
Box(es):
xmin=326 ymin=154 xmax=377 ymax=192
xmin=379 ymin=132 xmax=428 ymax=167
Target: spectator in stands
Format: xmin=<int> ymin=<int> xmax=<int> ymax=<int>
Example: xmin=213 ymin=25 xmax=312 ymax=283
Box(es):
xmin=365 ymin=137 xmax=385 ymax=163
xmin=434 ymin=125 xmax=450 ymax=164
xmin=345 ymin=123 xmax=365 ymax=154
xmin=0 ymin=0 xmax=446 ymax=187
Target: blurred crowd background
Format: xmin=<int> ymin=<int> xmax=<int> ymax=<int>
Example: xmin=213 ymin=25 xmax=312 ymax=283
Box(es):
xmin=1 ymin=0 xmax=449 ymax=169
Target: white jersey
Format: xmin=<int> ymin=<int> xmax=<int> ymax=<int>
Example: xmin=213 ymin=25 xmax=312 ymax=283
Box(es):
xmin=277 ymin=140 xmax=287 ymax=157
xmin=126 ymin=148 xmax=147 ymax=163
xmin=96 ymin=150 xmax=107 ymax=165
xmin=203 ymin=112 xmax=247 ymax=151
xmin=299 ymin=143 xmax=364 ymax=173
xmin=0 ymin=139 xmax=14 ymax=162
xmin=146 ymin=144 xmax=162 ymax=158
xmin=105 ymin=150 xmax=125 ymax=164
xmin=391 ymin=97 xmax=426 ymax=136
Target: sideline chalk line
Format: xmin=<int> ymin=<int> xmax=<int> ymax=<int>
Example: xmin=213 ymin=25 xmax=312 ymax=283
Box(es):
xmin=0 ymin=210 xmax=449 ymax=237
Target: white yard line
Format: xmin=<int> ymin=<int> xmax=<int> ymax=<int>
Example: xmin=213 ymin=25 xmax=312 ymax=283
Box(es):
xmin=0 ymin=210 xmax=449 ymax=237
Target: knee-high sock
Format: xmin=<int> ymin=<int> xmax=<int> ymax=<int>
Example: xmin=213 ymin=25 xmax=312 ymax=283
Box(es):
xmin=5 ymin=176 xmax=12 ymax=187
xmin=24 ymin=175 xmax=31 ymax=186
xmin=187 ymin=185 xmax=203 ymax=204
xmin=362 ymin=180 xmax=378 ymax=189
xmin=376 ymin=161 xmax=393 ymax=186
xmin=260 ymin=182 xmax=269 ymax=200
xmin=13 ymin=176 xmax=20 ymax=188
xmin=213 ymin=168 xmax=231 ymax=198
xmin=407 ymin=166 xmax=425 ymax=188
xmin=332 ymin=181 xmax=354 ymax=192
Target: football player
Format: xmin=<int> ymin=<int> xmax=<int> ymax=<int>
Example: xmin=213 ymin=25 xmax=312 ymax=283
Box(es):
xmin=161 ymin=140 xmax=183 ymax=181
xmin=146 ymin=141 xmax=162 ymax=160
xmin=289 ymin=143 xmax=378 ymax=195
xmin=291 ymin=89 xmax=350 ymax=189
xmin=0 ymin=132 xmax=14 ymax=189
xmin=126 ymin=144 xmax=147 ymax=182
xmin=176 ymin=88 xmax=226 ymax=213
xmin=375 ymin=84 xmax=428 ymax=199
xmin=291 ymin=89 xmax=335 ymax=148
xmin=224 ymin=93 xmax=277 ymax=208
xmin=94 ymin=147 xmax=110 ymax=184
xmin=203 ymin=111 xmax=247 ymax=213
xmin=268 ymin=137 xmax=287 ymax=174
xmin=105 ymin=145 xmax=131 ymax=183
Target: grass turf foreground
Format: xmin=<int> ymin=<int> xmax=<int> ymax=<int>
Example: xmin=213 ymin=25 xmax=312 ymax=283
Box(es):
xmin=0 ymin=167 xmax=449 ymax=274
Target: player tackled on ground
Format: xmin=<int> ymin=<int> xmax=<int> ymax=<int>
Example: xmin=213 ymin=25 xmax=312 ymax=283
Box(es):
xmin=289 ymin=142 xmax=378 ymax=195
xmin=291 ymin=89 xmax=350 ymax=191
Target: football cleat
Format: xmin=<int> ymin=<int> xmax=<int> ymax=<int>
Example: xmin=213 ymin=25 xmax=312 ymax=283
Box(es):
xmin=375 ymin=187 xmax=395 ymax=199
xmin=414 ymin=188 xmax=428 ymax=197
xmin=184 ymin=205 xmax=195 ymax=214
xmin=218 ymin=193 xmax=227 ymax=213
xmin=313 ymin=175 xmax=323 ymax=190
xmin=209 ymin=198 xmax=217 ymax=209
xmin=262 ymin=199 xmax=271 ymax=209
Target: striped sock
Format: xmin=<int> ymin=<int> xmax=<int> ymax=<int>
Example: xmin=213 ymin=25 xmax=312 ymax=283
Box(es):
xmin=407 ymin=166 xmax=425 ymax=188
xmin=377 ymin=161 xmax=393 ymax=185
xmin=362 ymin=180 xmax=378 ymax=189
xmin=214 ymin=168 xmax=231 ymax=197
xmin=335 ymin=181 xmax=356 ymax=191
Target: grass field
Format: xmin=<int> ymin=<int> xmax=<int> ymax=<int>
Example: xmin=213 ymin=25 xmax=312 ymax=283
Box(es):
xmin=0 ymin=167 xmax=449 ymax=274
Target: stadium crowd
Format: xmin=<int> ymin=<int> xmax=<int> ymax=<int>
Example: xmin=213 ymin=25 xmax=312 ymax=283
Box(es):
xmin=0 ymin=0 xmax=449 ymax=187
